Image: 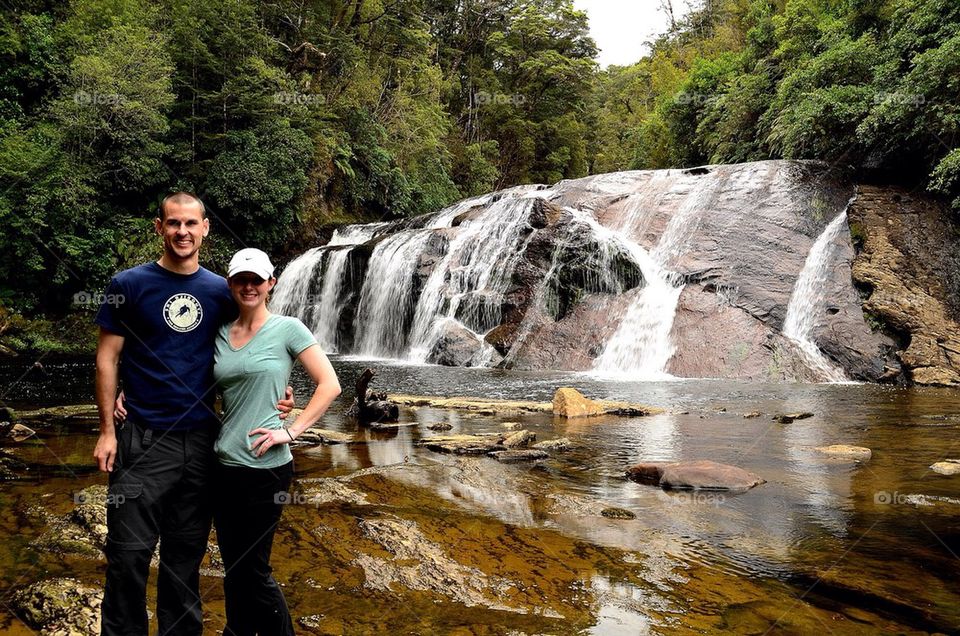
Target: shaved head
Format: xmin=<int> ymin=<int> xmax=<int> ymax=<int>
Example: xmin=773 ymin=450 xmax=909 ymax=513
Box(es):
xmin=159 ymin=192 xmax=205 ymax=221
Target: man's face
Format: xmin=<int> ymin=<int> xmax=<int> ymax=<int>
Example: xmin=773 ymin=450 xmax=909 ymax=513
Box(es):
xmin=155 ymin=200 xmax=209 ymax=261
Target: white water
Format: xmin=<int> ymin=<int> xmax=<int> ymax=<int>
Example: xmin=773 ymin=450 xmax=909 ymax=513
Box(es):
xmin=591 ymin=174 xmax=723 ymax=378
xmin=407 ymin=197 xmax=537 ymax=361
xmin=782 ymin=210 xmax=851 ymax=383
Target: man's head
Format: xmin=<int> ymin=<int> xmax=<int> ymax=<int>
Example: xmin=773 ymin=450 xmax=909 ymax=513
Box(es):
xmin=155 ymin=192 xmax=209 ymax=263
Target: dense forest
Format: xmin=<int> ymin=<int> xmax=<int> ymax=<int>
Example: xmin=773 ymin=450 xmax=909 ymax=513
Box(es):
xmin=0 ymin=0 xmax=957 ymax=352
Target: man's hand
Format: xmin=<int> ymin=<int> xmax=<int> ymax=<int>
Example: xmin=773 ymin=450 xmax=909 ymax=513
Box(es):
xmin=277 ymin=385 xmax=295 ymax=420
xmin=94 ymin=432 xmax=118 ymax=473
xmin=114 ymin=390 xmax=127 ymax=422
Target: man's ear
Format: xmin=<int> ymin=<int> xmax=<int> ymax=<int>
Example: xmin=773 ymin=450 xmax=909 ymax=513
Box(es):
xmin=154 ymin=217 xmax=163 ymax=235
xmin=202 ymin=218 xmax=210 ymax=237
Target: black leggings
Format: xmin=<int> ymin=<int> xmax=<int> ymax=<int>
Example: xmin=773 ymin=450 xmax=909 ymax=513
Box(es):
xmin=213 ymin=461 xmax=295 ymax=636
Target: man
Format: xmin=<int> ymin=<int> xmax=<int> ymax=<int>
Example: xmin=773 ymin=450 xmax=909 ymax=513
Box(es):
xmin=93 ymin=192 xmax=293 ymax=635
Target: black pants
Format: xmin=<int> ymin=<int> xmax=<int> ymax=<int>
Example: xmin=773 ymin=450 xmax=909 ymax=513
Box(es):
xmin=102 ymin=419 xmax=217 ymax=636
xmin=213 ymin=461 xmax=295 ymax=636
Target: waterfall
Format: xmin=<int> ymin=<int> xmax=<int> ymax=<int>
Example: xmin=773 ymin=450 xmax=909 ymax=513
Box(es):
xmin=591 ymin=173 xmax=722 ymax=378
xmin=782 ymin=210 xmax=851 ymax=383
xmin=353 ymin=230 xmax=434 ymax=357
xmin=271 ymin=223 xmax=385 ymax=352
xmin=407 ymin=197 xmax=537 ymax=361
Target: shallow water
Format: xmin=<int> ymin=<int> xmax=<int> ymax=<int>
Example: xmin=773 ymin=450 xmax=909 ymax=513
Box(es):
xmin=1 ymin=355 xmax=959 ymax=633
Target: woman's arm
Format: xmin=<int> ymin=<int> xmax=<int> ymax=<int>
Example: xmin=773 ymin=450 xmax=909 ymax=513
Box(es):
xmin=250 ymin=345 xmax=342 ymax=456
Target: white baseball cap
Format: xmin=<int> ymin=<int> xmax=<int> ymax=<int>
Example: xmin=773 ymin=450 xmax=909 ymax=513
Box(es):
xmin=227 ymin=248 xmax=275 ymax=280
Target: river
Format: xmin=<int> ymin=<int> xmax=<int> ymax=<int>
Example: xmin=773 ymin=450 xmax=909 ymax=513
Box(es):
xmin=1 ymin=355 xmax=959 ymax=633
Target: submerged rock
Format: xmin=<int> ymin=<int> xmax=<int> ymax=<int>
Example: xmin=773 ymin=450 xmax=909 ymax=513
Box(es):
xmin=12 ymin=577 xmax=102 ymax=635
xmin=626 ymin=460 xmax=765 ymax=491
xmin=533 ymin=437 xmax=572 ymax=452
xmin=428 ymin=422 xmax=453 ymax=431
xmin=930 ymin=460 xmax=960 ymax=475
xmin=772 ymin=412 xmax=814 ymax=423
xmin=814 ymin=445 xmax=872 ymax=461
xmin=0 ymin=449 xmax=28 ymax=480
xmin=489 ymin=449 xmax=548 ymax=463
xmin=600 ymin=507 xmax=636 ymax=520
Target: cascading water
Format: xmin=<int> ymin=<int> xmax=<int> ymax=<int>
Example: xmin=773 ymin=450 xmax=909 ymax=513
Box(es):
xmin=407 ymin=196 xmax=538 ymax=362
xmin=782 ymin=209 xmax=851 ymax=383
xmin=591 ymin=173 xmax=723 ymax=378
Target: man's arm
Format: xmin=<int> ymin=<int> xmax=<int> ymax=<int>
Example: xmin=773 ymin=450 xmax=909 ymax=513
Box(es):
xmin=94 ymin=328 xmax=125 ymax=473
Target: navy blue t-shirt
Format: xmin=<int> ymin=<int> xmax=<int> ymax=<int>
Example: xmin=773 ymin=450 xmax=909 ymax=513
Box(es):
xmin=95 ymin=262 xmax=238 ymax=431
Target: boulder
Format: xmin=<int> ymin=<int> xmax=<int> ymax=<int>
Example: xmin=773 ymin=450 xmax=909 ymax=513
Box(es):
xmin=533 ymin=437 xmax=572 ymax=452
xmin=502 ymin=430 xmax=536 ymax=448
xmin=930 ymin=460 xmax=960 ymax=476
xmin=12 ymin=578 xmax=102 ymax=635
xmin=5 ymin=423 xmax=36 ymax=441
xmin=772 ymin=412 xmax=814 ymax=423
xmin=417 ymin=434 xmax=505 ymax=456
xmin=427 ymin=322 xmax=485 ymax=367
xmin=813 ymin=445 xmax=872 ymax=461
xmin=552 ymin=388 xmax=605 ymax=418
xmin=626 ymin=460 xmax=765 ymax=491
xmin=600 ymin=507 xmax=636 ymax=519
xmin=488 ymin=449 xmax=549 ymax=463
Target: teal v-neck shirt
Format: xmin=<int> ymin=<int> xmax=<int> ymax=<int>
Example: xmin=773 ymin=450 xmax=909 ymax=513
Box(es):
xmin=213 ymin=314 xmax=317 ymax=468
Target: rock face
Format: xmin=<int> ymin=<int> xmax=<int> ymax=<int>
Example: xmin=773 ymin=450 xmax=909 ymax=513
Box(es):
xmin=849 ymin=186 xmax=960 ymax=385
xmin=273 ymin=160 xmax=932 ymax=382
xmin=12 ymin=578 xmax=102 ymax=635
xmin=626 ymin=460 xmax=765 ymax=491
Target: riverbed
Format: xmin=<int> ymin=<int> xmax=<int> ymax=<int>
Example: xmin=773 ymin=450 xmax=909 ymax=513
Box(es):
xmin=1 ymin=355 xmax=959 ymax=634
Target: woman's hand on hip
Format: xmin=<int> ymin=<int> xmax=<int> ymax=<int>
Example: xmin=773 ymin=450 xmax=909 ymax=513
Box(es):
xmin=249 ymin=427 xmax=294 ymax=457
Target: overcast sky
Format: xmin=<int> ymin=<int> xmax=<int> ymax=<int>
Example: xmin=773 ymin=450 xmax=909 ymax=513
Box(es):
xmin=572 ymin=0 xmax=693 ymax=68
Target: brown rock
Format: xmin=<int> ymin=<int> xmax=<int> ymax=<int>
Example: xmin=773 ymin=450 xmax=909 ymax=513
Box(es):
xmin=552 ymin=388 xmax=605 ymax=418
xmin=600 ymin=507 xmax=636 ymax=519
xmin=502 ymin=430 xmax=536 ymax=448
xmin=772 ymin=412 xmax=814 ymax=423
xmin=814 ymin=445 xmax=872 ymax=461
xmin=930 ymin=460 xmax=960 ymax=475
xmin=417 ymin=434 xmax=504 ymax=455
xmin=626 ymin=460 xmax=765 ymax=491
xmin=488 ymin=449 xmax=549 ymax=463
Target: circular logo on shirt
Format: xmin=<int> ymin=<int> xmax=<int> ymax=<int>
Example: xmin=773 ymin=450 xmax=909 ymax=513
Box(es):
xmin=163 ymin=294 xmax=203 ymax=332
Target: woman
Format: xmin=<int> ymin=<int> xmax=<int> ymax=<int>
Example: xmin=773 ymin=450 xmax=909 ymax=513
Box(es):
xmin=213 ymin=247 xmax=341 ymax=636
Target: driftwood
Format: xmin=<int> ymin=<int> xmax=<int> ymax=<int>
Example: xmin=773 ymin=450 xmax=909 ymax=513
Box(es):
xmin=346 ymin=368 xmax=399 ymax=424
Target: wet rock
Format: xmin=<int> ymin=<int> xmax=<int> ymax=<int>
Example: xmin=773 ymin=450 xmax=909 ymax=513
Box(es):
xmin=626 ymin=460 xmax=765 ymax=491
xmin=501 ymin=422 xmax=522 ymax=430
xmin=552 ymin=388 xmax=605 ymax=418
xmin=533 ymin=437 xmax=572 ymax=452
xmin=813 ymin=445 xmax=872 ymax=461
xmin=600 ymin=507 xmax=636 ymax=520
xmin=428 ymin=422 xmax=453 ymax=431
xmin=427 ymin=322 xmax=485 ymax=367
xmin=772 ymin=412 xmax=814 ymax=423
xmin=390 ymin=394 xmax=552 ymax=415
xmin=12 ymin=577 xmax=102 ymax=635
xmin=297 ymin=428 xmax=354 ymax=445
xmin=418 ymin=434 xmax=505 ymax=455
xmin=5 ymin=422 xmax=36 ymax=441
xmin=489 ymin=449 xmax=549 ymax=463
xmin=930 ymin=460 xmax=960 ymax=475
xmin=353 ymin=517 xmax=520 ymax=612
xmin=849 ymin=186 xmax=960 ymax=386
xmin=0 ymin=449 xmax=29 ymax=480
xmin=18 ymin=404 xmax=99 ymax=421
xmin=0 ymin=406 xmax=15 ymax=423
xmin=368 ymin=421 xmax=417 ymax=432
xmin=743 ymin=411 xmax=762 ymax=419
xmin=299 ymin=478 xmax=369 ymax=506
xmin=502 ymin=430 xmax=536 ymax=448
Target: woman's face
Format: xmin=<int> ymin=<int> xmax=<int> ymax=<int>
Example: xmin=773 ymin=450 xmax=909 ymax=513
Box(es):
xmin=228 ymin=272 xmax=276 ymax=309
